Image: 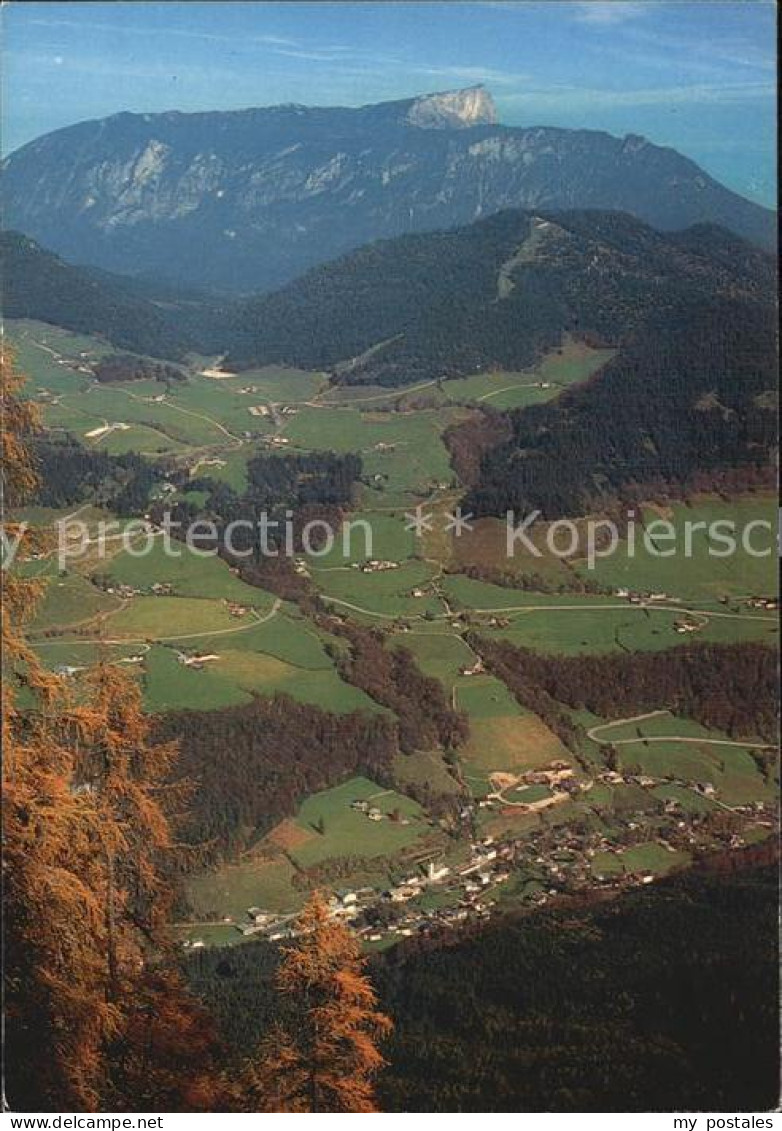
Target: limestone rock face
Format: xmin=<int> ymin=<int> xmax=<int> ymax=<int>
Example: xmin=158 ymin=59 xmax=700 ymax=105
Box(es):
xmin=404 ymin=86 xmax=499 ymax=129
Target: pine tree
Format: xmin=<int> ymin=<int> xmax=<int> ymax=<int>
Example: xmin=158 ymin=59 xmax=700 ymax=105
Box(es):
xmin=244 ymin=892 xmax=392 ymax=1112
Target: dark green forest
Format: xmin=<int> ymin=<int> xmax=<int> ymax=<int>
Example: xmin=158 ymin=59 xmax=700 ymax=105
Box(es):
xmin=31 ymin=436 xmax=167 ymax=513
xmin=186 ymin=860 xmax=779 ymax=1112
xmin=463 ymin=298 xmax=777 ymax=518
xmin=225 ymin=209 xmax=775 ymax=387
xmin=1 ymin=230 xmax=222 ymax=360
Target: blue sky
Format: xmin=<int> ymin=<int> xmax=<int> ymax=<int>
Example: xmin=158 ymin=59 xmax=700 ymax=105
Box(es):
xmin=2 ymin=1 xmax=776 ymax=204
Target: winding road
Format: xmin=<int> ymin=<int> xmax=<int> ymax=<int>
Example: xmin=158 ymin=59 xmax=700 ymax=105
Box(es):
xmin=587 ymin=710 xmax=774 ymax=751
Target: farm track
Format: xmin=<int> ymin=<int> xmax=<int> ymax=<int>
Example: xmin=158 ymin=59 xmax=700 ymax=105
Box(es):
xmin=101 ymin=597 xmax=283 ymax=645
xmin=587 ymin=710 xmax=774 ymax=751
xmin=321 ymin=595 xmax=777 ymax=625
xmin=110 ymin=384 xmax=245 ymax=447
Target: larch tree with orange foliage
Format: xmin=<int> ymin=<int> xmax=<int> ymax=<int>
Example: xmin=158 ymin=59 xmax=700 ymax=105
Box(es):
xmin=2 ymin=350 xmax=222 ymax=1112
xmin=244 ymin=892 xmax=392 ymax=1112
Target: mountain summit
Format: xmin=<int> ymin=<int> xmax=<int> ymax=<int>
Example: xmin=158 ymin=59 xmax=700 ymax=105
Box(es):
xmin=401 ymin=85 xmax=498 ymax=129
xmin=2 ymin=87 xmax=774 ymax=291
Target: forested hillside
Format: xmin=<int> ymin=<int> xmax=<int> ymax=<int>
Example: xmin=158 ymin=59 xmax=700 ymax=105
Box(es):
xmin=1 ymin=231 xmax=220 ymax=360
xmin=186 ymin=860 xmax=779 ymax=1111
xmin=463 ymin=296 xmax=778 ymax=517
xmin=225 ymin=209 xmax=775 ymax=386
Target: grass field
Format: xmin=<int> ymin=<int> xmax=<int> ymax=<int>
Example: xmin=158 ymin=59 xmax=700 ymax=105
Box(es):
xmin=31 ymin=638 xmax=145 ymax=671
xmin=313 ymin=559 xmax=442 ymax=618
xmin=441 ymin=340 xmax=615 ymax=410
xmin=185 ymin=854 xmax=304 ymax=922
xmin=304 ymin=511 xmax=414 ymax=567
xmin=31 ymin=572 xmax=121 ymax=631
xmin=451 ymin=517 xmax=576 ymax=586
xmin=392 ymin=750 xmax=463 ymax=797
xmin=459 ymin=709 xmax=571 ymax=780
xmin=108 ymin=595 xmax=243 ymax=638
xmin=289 ymin=776 xmax=430 ymax=868
xmin=619 ymin=842 xmax=690 ymax=876
xmin=138 ymin=605 xmax=384 ymax=713
xmin=573 ymin=496 xmax=778 ymax=602
xmin=480 ymin=602 xmax=777 ymax=654
xmin=103 ymin=540 xmax=277 ymax=608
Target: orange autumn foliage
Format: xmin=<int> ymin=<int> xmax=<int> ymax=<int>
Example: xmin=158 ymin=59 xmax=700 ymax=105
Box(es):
xmin=2 ymin=350 xmax=222 ymax=1112
xmin=244 ymin=892 xmax=392 ymax=1112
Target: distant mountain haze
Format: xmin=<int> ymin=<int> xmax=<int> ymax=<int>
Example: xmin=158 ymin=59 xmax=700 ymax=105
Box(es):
xmin=2 ymin=87 xmax=774 ymax=292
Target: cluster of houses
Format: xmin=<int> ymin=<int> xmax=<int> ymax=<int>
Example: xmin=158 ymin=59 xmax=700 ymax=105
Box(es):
xmin=350 ymin=798 xmax=410 ymax=826
xmin=249 ymin=403 xmax=299 ymax=421
xmin=102 ymin=580 xmax=173 ymax=599
xmin=182 ymin=782 xmax=777 ymax=952
xmin=104 ymin=582 xmax=141 ymax=598
xmin=225 ymin=601 xmax=249 ymax=618
xmin=615 ymin=587 xmax=675 ymax=604
xmin=352 ymin=559 xmax=399 ymax=573
xmin=745 ymin=595 xmax=778 ymax=611
xmin=175 ymin=650 xmax=220 ymax=669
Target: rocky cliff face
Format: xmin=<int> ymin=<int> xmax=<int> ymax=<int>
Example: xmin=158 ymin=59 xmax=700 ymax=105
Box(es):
xmin=404 ymin=86 xmax=498 ymax=129
xmin=2 ymin=87 xmax=773 ymax=292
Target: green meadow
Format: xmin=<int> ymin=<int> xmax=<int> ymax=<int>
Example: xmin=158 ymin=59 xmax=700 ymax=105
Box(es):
xmin=441 ymin=341 xmax=615 ymax=409
xmin=289 ymin=776 xmax=430 ymax=868
xmin=574 ymin=497 xmax=777 ymax=602
xmin=103 ymin=540 xmax=277 ymax=608
xmin=313 ymin=558 xmax=442 ymax=618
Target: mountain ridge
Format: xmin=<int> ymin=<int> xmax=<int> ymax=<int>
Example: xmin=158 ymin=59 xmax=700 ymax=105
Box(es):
xmin=223 ymin=206 xmax=776 ymax=381
xmin=2 ymin=87 xmax=774 ymax=292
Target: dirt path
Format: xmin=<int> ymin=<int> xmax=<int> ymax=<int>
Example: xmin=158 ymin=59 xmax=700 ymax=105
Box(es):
xmin=100 ymin=597 xmax=282 ymax=646
xmin=587 ymin=710 xmax=774 ymax=751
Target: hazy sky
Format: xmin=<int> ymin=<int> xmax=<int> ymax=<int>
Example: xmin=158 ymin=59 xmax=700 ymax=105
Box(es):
xmin=2 ymin=1 xmax=776 ymax=205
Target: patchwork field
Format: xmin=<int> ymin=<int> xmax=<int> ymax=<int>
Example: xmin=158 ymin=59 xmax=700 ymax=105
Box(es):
xmin=11 ymin=316 xmax=778 ymax=951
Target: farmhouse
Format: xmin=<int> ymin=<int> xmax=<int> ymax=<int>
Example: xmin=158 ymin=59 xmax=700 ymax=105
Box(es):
xmin=360 ymin=559 xmax=399 ymax=573
xmin=177 ymin=652 xmax=220 ymax=667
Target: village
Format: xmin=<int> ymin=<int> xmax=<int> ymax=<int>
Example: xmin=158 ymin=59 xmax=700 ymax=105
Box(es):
xmin=183 ymin=758 xmax=777 ymax=953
